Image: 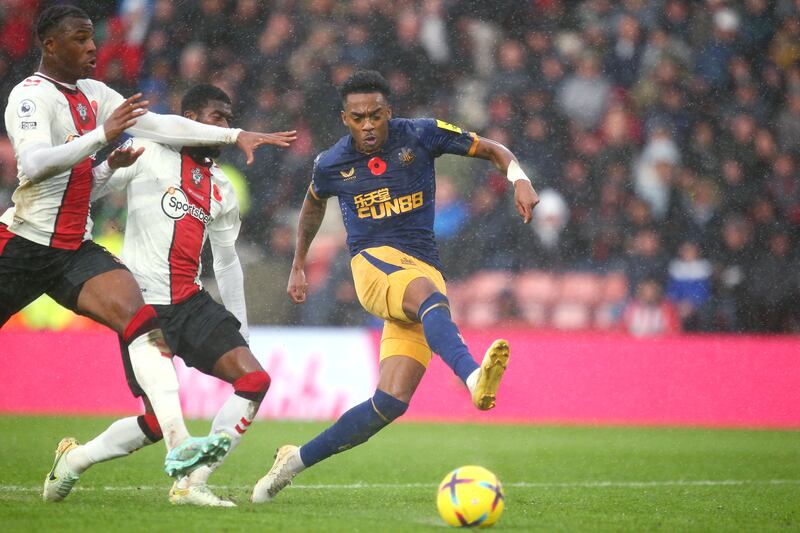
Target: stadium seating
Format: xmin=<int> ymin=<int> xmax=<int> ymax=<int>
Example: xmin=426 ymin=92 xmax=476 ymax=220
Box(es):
xmin=457 ymin=270 xmax=630 ymax=330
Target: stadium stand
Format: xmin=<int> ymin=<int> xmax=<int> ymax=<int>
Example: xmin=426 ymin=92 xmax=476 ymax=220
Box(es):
xmin=1 ymin=0 xmax=798 ymax=334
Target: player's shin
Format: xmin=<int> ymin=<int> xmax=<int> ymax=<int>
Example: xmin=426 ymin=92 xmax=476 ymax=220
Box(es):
xmin=66 ymin=415 xmax=162 ymax=474
xmin=186 ymin=371 xmax=270 ymax=487
xmin=299 ymin=389 xmax=408 ymax=468
xmin=123 ymin=305 xmax=189 ymax=449
xmin=419 ymin=292 xmax=480 ymax=384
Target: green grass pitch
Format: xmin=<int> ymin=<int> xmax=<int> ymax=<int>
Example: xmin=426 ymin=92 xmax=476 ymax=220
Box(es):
xmin=1 ymin=416 xmax=798 ymax=532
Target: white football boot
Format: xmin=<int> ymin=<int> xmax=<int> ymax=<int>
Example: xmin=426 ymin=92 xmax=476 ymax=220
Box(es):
xmin=169 ymin=480 xmax=236 ymax=507
xmin=43 ymin=437 xmax=81 ymax=502
xmin=251 ymin=445 xmax=302 ymax=503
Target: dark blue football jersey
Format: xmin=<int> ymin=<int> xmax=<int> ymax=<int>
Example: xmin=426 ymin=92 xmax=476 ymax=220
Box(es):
xmin=310 ymin=118 xmax=477 ymax=270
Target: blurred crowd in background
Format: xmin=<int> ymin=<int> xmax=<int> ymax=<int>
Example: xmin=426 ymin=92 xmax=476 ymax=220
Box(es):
xmin=1 ymin=0 xmax=799 ymax=334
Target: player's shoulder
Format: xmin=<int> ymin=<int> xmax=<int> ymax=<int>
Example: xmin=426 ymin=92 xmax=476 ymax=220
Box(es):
xmin=76 ymin=77 xmax=111 ymax=93
xmin=7 ymin=75 xmax=53 ymax=102
xmin=5 ymin=77 xmax=58 ymax=123
xmin=314 ymin=135 xmax=353 ymax=170
xmin=389 ymin=117 xmax=421 ymax=133
xmin=390 ymin=117 xmax=440 ymax=138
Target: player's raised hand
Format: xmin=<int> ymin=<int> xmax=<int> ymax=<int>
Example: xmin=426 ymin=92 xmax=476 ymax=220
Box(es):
xmin=514 ymin=180 xmax=539 ymax=224
xmin=287 ymin=267 xmax=309 ymax=304
xmin=237 ymin=130 xmax=298 ymax=165
xmin=104 ymin=93 xmax=148 ymax=141
xmin=107 ymin=143 xmax=145 ymax=169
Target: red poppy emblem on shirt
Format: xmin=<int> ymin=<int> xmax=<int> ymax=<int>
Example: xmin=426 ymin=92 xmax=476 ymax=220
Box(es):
xmin=212 ymin=184 xmax=222 ymax=202
xmin=368 ymin=156 xmax=387 ymax=176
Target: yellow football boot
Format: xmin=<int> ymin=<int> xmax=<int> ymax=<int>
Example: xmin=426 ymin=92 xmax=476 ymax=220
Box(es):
xmin=471 ymin=339 xmax=510 ymax=410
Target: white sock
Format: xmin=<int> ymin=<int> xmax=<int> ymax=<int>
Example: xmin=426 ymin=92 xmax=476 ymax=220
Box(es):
xmin=127 ymin=332 xmax=189 ymax=450
xmin=66 ymin=417 xmax=153 ymax=474
xmin=187 ymin=393 xmax=261 ymax=486
xmin=466 ymin=368 xmax=480 ymax=394
xmin=289 ymin=447 xmax=307 ymax=475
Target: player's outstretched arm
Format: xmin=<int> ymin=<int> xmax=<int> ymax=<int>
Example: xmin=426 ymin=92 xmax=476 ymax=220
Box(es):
xmin=472 ymin=136 xmax=539 ymax=224
xmin=236 ymin=130 xmax=298 ymax=165
xmin=287 ymin=190 xmax=328 ymax=304
xmin=129 ymin=110 xmax=296 ymax=165
xmin=103 ymin=93 xmax=149 ymax=141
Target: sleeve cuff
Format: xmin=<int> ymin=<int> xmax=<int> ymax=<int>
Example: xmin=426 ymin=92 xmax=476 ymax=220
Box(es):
xmin=308 ymin=184 xmax=323 ymax=200
xmin=467 ymin=132 xmax=479 ymax=157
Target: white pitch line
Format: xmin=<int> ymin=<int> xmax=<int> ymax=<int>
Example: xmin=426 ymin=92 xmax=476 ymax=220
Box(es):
xmin=2 ymin=480 xmax=800 ymax=493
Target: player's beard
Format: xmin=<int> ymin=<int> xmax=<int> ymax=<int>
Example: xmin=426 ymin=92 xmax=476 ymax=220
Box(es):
xmin=188 ymin=146 xmax=220 ymax=161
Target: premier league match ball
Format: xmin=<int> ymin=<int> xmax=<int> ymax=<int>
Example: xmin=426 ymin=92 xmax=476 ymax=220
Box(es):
xmin=436 ymin=465 xmax=505 ymax=528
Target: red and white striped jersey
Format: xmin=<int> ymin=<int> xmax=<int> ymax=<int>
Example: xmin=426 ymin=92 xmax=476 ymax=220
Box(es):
xmin=1 ymin=73 xmax=126 ymax=249
xmin=99 ymin=138 xmax=241 ymax=305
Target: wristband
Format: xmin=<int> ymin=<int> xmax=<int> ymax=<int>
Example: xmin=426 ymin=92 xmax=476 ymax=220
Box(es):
xmin=507 ymin=160 xmax=531 ymax=183
xmin=227 ymin=128 xmax=243 ymax=144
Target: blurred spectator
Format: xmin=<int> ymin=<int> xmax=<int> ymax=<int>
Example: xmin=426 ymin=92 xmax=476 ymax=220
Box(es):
xmin=709 ymin=216 xmax=755 ymax=332
xmin=747 ymin=231 xmax=799 ymax=332
xmin=2 ymin=0 xmax=798 ymax=332
xmin=488 ymin=39 xmax=530 ymax=97
xmin=685 ymin=120 xmax=721 ymax=177
xmin=776 ymin=89 xmax=800 ymax=155
xmin=624 ymin=227 xmax=668 ymax=290
xmin=604 ymin=13 xmax=644 ymax=89
xmin=441 ymin=184 xmax=517 ymax=278
xmin=665 ymin=241 xmax=712 ymax=331
xmin=693 ymin=7 xmax=739 ymax=91
xmin=302 ymin=247 xmax=371 ymax=327
xmin=242 ymin=222 xmax=298 ymax=326
xmin=621 ymin=278 xmax=681 ymax=337
xmin=556 ymin=52 xmax=611 ymax=130
xmin=516 ymin=188 xmax=576 ymax=271
xmin=634 ymin=126 xmax=680 ymax=220
xmin=671 ymin=178 xmax=722 ymax=249
xmin=517 ymin=114 xmax=563 ymax=184
xmin=766 ymin=153 xmax=800 ymax=226
xmin=434 ymin=175 xmax=468 ymax=242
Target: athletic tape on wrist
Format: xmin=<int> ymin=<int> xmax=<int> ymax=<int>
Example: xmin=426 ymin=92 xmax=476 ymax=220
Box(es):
xmin=507 ymin=160 xmax=531 ymax=183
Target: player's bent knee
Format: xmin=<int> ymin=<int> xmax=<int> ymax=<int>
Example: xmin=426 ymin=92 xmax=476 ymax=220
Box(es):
xmin=122 ymin=305 xmax=160 ymax=343
xmin=403 ymin=277 xmax=440 ymax=320
xmin=419 ymin=291 xmax=450 ymax=321
xmin=372 ymin=389 xmax=409 ymax=423
xmin=234 ymin=370 xmax=271 ymax=402
xmin=137 ymin=413 xmax=163 ymax=443
xmin=82 ymin=270 xmax=146 ymax=331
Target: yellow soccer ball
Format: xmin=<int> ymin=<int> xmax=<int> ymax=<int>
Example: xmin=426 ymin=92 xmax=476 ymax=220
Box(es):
xmin=436 ymin=465 xmax=505 ymax=528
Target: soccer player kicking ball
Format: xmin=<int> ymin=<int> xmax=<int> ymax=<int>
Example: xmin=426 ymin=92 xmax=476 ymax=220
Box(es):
xmin=50 ymin=84 xmax=274 ymax=507
xmin=251 ymin=70 xmax=539 ymax=502
xmin=0 ymin=5 xmax=293 ymax=501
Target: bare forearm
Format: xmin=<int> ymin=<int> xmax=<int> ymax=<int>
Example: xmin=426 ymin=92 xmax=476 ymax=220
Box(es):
xmin=292 ymin=193 xmax=327 ymax=268
xmin=473 ymin=136 xmax=515 ymax=173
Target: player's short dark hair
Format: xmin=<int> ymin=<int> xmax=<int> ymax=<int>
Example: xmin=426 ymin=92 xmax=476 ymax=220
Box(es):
xmin=36 ymin=5 xmax=91 ymax=43
xmin=339 ymin=70 xmax=391 ymax=105
xmin=181 ymin=84 xmax=232 ymax=115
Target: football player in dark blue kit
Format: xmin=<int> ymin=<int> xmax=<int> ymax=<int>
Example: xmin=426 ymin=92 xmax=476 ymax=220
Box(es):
xmin=252 ymin=70 xmax=539 ymax=502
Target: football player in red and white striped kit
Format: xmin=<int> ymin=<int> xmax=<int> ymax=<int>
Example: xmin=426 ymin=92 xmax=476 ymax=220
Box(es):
xmin=0 ymin=5 xmax=294 ymax=499
xmin=66 ymin=84 xmax=272 ymax=507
